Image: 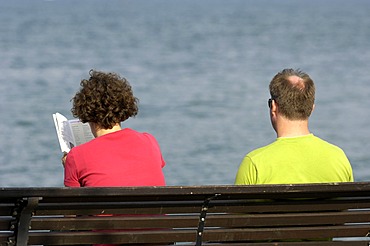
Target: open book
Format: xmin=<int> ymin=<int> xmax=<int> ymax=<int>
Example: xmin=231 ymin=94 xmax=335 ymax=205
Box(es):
xmin=52 ymin=112 xmax=95 ymax=153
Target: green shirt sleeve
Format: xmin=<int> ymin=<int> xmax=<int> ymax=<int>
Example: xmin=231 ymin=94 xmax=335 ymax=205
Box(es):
xmin=235 ymin=156 xmax=257 ymax=185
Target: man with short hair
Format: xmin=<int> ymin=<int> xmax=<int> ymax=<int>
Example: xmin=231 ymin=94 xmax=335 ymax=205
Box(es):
xmin=235 ymin=68 xmax=353 ymax=185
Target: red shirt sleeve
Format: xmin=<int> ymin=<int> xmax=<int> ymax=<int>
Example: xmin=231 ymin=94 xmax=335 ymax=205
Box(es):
xmin=64 ymin=150 xmax=81 ymax=187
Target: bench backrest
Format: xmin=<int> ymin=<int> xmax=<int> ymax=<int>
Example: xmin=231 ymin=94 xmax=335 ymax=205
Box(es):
xmin=1 ymin=182 xmax=370 ymax=245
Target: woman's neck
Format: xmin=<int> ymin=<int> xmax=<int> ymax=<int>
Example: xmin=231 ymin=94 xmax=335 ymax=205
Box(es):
xmin=90 ymin=123 xmax=122 ymax=137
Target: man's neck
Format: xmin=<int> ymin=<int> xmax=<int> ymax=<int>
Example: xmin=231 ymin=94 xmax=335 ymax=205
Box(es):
xmin=276 ymin=118 xmax=310 ymax=138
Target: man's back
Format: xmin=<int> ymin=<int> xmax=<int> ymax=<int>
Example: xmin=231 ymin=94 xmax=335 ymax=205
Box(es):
xmin=235 ymin=134 xmax=353 ymax=185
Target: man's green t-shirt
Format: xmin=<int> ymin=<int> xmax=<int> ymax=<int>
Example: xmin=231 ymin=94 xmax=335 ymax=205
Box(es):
xmin=235 ymin=134 xmax=353 ymax=185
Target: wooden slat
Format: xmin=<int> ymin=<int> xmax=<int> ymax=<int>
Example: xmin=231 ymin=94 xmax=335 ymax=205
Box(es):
xmin=30 ymin=215 xmax=200 ymax=230
xmin=205 ymin=210 xmax=370 ymax=227
xmin=208 ymin=199 xmax=370 ymax=213
xmin=2 ymin=182 xmax=370 ymax=201
xmin=0 ymin=217 xmax=13 ymax=231
xmin=27 ymin=229 xmax=194 ymax=245
xmin=0 ymin=204 xmax=14 ymax=217
xmin=201 ymin=242 xmax=370 ymax=246
xmin=26 ymin=224 xmax=370 ymax=245
xmin=31 ymin=199 xmax=370 ymax=216
xmin=29 ymin=210 xmax=370 ymax=231
xmin=202 ymin=225 xmax=370 ymax=241
xmin=33 ymin=200 xmax=205 ymax=215
xmin=0 ymin=232 xmax=14 ymax=244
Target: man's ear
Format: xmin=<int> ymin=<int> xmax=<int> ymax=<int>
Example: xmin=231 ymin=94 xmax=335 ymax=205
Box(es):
xmin=271 ymin=99 xmax=278 ymax=114
xmin=311 ymin=104 xmax=315 ymax=113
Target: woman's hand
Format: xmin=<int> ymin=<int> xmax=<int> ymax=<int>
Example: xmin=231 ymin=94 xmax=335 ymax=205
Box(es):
xmin=61 ymin=152 xmax=68 ymax=167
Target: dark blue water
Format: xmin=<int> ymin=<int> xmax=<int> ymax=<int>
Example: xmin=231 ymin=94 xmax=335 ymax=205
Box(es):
xmin=1 ymin=0 xmax=370 ymax=186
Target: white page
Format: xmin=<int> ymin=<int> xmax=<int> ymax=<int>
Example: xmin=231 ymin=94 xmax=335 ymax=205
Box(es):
xmin=68 ymin=119 xmax=95 ymax=146
xmin=53 ymin=112 xmax=74 ymax=153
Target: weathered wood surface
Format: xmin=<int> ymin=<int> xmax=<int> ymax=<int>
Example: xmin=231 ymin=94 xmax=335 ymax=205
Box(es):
xmin=1 ymin=182 xmax=370 ymax=245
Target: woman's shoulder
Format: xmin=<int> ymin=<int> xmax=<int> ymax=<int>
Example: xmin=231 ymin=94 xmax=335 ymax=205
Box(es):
xmin=122 ymin=128 xmax=155 ymax=137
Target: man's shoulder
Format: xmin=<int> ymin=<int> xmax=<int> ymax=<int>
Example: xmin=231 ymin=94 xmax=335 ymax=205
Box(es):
xmin=247 ymin=141 xmax=279 ymax=158
xmin=311 ymin=135 xmax=346 ymax=152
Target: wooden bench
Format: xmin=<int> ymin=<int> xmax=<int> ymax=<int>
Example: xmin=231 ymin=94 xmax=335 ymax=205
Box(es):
xmin=1 ymin=182 xmax=370 ymax=246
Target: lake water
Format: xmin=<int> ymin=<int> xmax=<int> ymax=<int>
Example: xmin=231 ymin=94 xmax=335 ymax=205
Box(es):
xmin=0 ymin=0 xmax=369 ymax=187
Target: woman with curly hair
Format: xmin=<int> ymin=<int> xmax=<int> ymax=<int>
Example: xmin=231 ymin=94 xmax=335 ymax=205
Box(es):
xmin=63 ymin=70 xmax=166 ymax=187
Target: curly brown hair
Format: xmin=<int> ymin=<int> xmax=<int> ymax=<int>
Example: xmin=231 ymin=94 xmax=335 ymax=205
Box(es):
xmin=71 ymin=70 xmax=139 ymax=129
